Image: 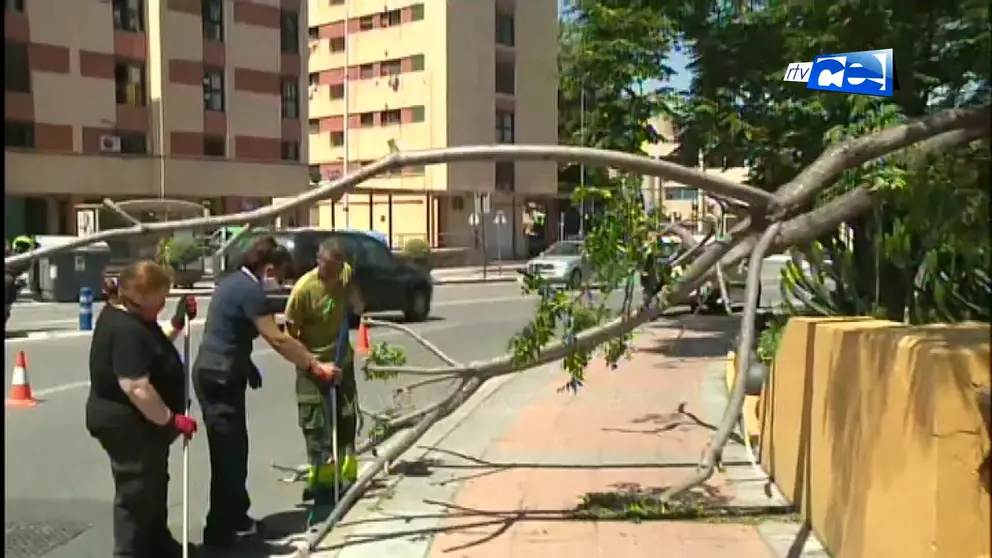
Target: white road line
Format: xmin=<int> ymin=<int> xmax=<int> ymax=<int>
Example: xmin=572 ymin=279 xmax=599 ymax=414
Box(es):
xmin=19 ymin=318 xmax=486 ymax=399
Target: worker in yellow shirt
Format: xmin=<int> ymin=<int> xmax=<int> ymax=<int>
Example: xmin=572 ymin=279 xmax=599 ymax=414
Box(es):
xmin=283 ymin=238 xmax=365 ymax=505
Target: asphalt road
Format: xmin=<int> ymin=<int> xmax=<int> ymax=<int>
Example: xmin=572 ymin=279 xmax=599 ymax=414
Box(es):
xmin=3 ymin=263 xmax=794 ymax=558
xmin=3 ymin=282 xmax=639 ymax=557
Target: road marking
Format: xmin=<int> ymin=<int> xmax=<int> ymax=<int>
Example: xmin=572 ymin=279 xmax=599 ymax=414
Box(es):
xmin=18 ymin=318 xmax=483 ymax=399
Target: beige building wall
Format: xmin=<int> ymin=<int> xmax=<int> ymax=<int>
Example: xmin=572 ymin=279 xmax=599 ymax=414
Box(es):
xmin=4 ymin=0 xmax=310 ymax=236
xmin=307 ymin=0 xmax=557 ymax=255
xmin=639 ymin=116 xmax=750 ymax=229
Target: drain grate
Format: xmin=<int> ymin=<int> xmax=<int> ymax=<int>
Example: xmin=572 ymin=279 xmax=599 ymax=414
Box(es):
xmin=5 ymin=521 xmax=91 ymax=558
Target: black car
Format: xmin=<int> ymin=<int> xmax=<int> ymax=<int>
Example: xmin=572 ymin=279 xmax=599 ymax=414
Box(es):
xmin=217 ymin=229 xmax=434 ymax=322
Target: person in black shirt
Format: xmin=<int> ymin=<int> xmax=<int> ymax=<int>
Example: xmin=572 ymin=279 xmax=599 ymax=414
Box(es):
xmin=193 ymin=236 xmax=339 ymax=549
xmin=86 ymin=262 xmax=199 ymax=558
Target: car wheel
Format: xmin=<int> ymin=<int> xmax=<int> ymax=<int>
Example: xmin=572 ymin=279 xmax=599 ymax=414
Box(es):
xmin=403 ymin=287 xmax=431 ymax=322
xmin=567 ymin=269 xmax=582 ymax=290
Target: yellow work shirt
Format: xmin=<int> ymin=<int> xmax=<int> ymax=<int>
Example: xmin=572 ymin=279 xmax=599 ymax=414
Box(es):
xmin=284 ymin=264 xmax=354 ymax=364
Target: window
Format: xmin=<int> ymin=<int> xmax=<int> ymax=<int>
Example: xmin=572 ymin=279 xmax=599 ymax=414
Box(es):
xmin=356 ymin=236 xmax=395 ymax=268
xmin=359 ymin=113 xmax=374 ymax=127
xmin=308 ymin=119 xmax=320 ymax=133
xmin=495 ymin=13 xmax=514 ymax=46
xmin=381 ymin=9 xmax=401 ymax=27
xmin=380 ymin=109 xmax=401 ymax=125
xmin=308 ymin=72 xmax=319 ymax=88
xmin=5 ymin=0 xmax=24 ymax=12
xmin=665 ymin=187 xmax=698 ymax=201
xmin=114 ymin=62 xmax=146 ymax=106
xmin=329 ymin=37 xmax=345 ymax=52
xmin=496 ymin=110 xmax=514 ymax=143
xmin=5 ymin=42 xmax=30 ymax=92
xmin=5 ymin=121 xmax=34 ymax=148
xmin=358 ymin=16 xmax=374 ymax=31
xmin=409 ymin=105 xmax=425 ymax=122
xmin=495 ymin=162 xmax=515 ymax=193
xmin=410 ymin=3 xmax=424 ymax=21
xmin=452 ymin=197 xmax=464 ymax=211
xmin=281 ymin=80 xmax=299 ymax=119
xmin=330 ymin=131 xmax=344 ymax=146
xmin=281 ymin=10 xmax=299 ymax=53
xmin=309 ymin=165 xmax=321 ymax=182
xmin=203 ymin=137 xmax=226 ymax=156
xmin=202 ymin=0 xmax=223 ymax=42
xmin=203 ymin=69 xmax=225 ymax=112
xmin=119 ymin=133 xmax=147 ymax=154
xmin=329 ymin=84 xmax=344 ymax=99
xmin=308 ymin=27 xmax=319 ymax=41
xmin=495 ymin=59 xmax=515 ymax=95
xmin=359 ymin=64 xmax=374 ymax=79
xmin=380 ymin=59 xmax=401 ymax=76
xmin=281 ymin=141 xmax=299 ymax=161
xmin=410 ymin=54 xmax=425 ymax=71
xmin=113 ymin=0 xmax=144 ymax=32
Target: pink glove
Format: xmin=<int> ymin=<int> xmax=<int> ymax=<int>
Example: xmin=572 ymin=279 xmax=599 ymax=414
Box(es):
xmin=172 ymin=414 xmax=198 ymax=439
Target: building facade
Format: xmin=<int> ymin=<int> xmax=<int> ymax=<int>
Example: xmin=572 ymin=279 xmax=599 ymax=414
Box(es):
xmin=4 ymin=0 xmax=310 ymax=238
xmin=640 ymin=116 xmax=749 ymax=232
xmin=307 ymin=0 xmax=558 ymax=257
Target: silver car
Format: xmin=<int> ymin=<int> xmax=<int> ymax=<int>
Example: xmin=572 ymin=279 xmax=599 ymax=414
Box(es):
xmin=523 ymin=241 xmax=592 ymax=288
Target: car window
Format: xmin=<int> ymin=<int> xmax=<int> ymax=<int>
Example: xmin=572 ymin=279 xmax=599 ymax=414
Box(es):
xmin=543 ymin=242 xmax=582 ymax=256
xmin=355 ymin=235 xmax=396 ymax=269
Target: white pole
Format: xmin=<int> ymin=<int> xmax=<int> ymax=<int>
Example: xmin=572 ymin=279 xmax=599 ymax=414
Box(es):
xmin=342 ymin=0 xmax=351 ymax=228
xmin=578 ymin=87 xmax=585 ymax=237
xmin=181 ymin=316 xmax=191 ymax=558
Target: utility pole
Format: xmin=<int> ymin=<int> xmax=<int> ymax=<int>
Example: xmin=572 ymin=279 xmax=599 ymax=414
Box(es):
xmin=342 ymin=0 xmax=351 ymax=228
xmin=578 ymin=86 xmax=585 ymax=237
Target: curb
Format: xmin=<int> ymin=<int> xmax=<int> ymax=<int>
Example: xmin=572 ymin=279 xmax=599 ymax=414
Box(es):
xmin=432 ymin=275 xmax=518 ymax=285
xmin=4 ymin=318 xmax=208 ymax=343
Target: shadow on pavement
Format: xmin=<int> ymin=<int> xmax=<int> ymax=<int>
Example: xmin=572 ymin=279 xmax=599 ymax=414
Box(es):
xmin=602 ymin=402 xmax=744 ymax=445
xmin=325 ymin=480 xmax=761 ymax=554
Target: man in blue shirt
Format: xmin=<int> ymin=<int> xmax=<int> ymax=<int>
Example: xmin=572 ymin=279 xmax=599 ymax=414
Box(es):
xmin=192 ymin=236 xmax=340 ymax=549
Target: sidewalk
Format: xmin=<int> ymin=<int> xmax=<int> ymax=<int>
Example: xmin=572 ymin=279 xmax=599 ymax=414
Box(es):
xmin=315 ymin=317 xmax=827 ymax=558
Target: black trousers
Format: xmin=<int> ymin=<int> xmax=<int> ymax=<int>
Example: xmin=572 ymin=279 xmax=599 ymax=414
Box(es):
xmin=99 ymin=434 xmax=175 ymax=557
xmin=192 ymin=369 xmax=251 ymax=537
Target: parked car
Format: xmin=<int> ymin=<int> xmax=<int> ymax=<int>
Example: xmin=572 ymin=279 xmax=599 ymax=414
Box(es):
xmin=640 ymin=235 xmax=750 ymax=313
xmin=521 ymin=240 xmax=594 ymax=289
xmin=218 ymin=229 xmax=434 ymax=322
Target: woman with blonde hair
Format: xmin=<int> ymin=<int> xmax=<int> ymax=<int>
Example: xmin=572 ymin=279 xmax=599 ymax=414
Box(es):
xmin=86 ymin=261 xmax=199 ymax=558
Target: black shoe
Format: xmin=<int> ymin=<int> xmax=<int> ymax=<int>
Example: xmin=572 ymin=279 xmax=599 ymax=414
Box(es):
xmin=154 ymin=536 xmax=196 ymax=558
xmin=202 ymin=519 xmax=263 ymax=550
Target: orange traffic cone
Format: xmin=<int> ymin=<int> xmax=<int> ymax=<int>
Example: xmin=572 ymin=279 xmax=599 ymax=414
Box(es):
xmin=6 ymin=351 xmax=38 ymax=408
xmin=356 ymin=317 xmax=370 ymax=356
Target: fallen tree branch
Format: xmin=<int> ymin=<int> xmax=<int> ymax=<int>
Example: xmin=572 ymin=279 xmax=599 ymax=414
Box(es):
xmin=658 ymin=222 xmax=782 ymax=501
xmin=4 ymin=145 xmax=779 ymax=269
xmin=365 ymin=318 xmax=459 ymax=367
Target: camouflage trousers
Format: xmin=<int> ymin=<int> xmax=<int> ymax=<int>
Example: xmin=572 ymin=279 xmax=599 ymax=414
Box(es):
xmin=297 ymin=383 xmax=358 ymax=487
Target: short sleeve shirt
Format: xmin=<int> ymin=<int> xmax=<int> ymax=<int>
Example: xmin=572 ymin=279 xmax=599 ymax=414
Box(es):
xmin=284 ymin=264 xmax=353 ymax=363
xmin=198 ymin=269 xmax=274 ymax=366
xmin=85 ymin=305 xmax=185 ymax=438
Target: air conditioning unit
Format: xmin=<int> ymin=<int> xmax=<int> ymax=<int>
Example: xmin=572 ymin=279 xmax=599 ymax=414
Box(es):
xmin=100 ymin=135 xmax=121 ymax=153
xmin=308 ymin=85 xmax=317 ymax=99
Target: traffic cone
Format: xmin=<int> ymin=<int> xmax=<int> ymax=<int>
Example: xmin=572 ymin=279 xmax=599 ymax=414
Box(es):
xmin=356 ymin=317 xmax=370 ymax=356
xmin=6 ymin=351 xmax=38 ymax=408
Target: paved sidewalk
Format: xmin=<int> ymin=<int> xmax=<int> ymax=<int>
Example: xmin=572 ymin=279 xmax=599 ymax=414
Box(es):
xmin=315 ymin=317 xmax=826 ymax=558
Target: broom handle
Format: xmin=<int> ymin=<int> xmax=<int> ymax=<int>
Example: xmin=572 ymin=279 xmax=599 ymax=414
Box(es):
xmin=181 ymin=312 xmax=192 ymax=558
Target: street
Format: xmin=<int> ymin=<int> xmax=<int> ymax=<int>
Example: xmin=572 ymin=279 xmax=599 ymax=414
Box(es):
xmin=3 ymin=263 xmax=791 ymax=558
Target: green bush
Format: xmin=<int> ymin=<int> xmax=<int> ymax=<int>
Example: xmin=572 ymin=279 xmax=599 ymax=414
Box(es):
xmin=401 ymin=238 xmax=431 ymax=269
xmin=157 ymin=237 xmax=203 ymax=271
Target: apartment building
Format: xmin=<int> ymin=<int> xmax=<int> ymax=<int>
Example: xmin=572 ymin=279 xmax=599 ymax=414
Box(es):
xmin=4 ymin=0 xmax=310 ymax=239
xmin=307 ymin=0 xmax=558 ymax=257
xmin=640 ymin=116 xmax=749 ymax=232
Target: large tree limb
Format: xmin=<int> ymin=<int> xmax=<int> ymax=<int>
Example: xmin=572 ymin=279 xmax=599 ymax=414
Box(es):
xmin=773 ymin=105 xmax=990 ymax=218
xmin=717 ymin=126 xmax=990 ymax=269
xmin=4 ymin=145 xmax=778 ymax=269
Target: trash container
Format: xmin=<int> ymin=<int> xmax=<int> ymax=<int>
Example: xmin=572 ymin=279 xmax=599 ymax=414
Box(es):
xmin=36 ymin=238 xmax=112 ymax=303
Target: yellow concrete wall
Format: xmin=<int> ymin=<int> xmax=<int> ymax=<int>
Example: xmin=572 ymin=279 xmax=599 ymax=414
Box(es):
xmin=761 ymin=317 xmax=991 ymax=558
